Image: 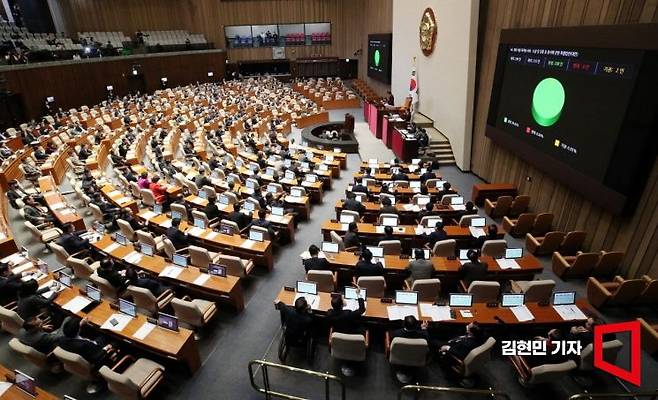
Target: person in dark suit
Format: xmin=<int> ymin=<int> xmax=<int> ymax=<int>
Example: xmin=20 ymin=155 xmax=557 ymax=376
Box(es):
xmin=251 ymin=209 xmax=275 ymax=239
xmin=343 ymin=222 xmax=361 ymax=249
xmin=390 ymin=315 xmax=429 ymax=341
xmin=352 ymin=177 xmax=369 ymax=196
xmin=194 ymin=166 xmax=211 ymax=188
xmin=342 ymin=192 xmax=365 ymax=215
xmin=275 ymin=297 xmax=313 ymax=338
xmin=18 ymin=316 xmax=67 ymax=354
xmin=440 ymin=322 xmax=485 ymax=361
xmin=118 ymin=208 xmax=144 ymax=231
xmin=425 ymin=221 xmax=447 ymax=248
xmin=390 ymin=168 xmax=409 ymax=181
xmin=406 ymin=248 xmax=434 ymax=283
xmin=418 ymin=162 xmax=437 ymax=182
xmin=355 ymin=249 xmax=384 ymax=276
xmin=204 ymin=196 xmax=221 ymax=220
xmin=460 ymin=249 xmax=488 ymax=285
xmin=17 ymin=279 xmax=60 ymax=320
xmin=473 ymin=224 xmax=498 ymax=249
xmin=0 ymin=262 xmax=22 ymax=304
xmin=380 ymin=196 xmax=397 ymax=215
xmin=97 ymin=259 xmax=128 ymax=292
xmin=125 ymin=267 xmax=169 ymax=296
xmin=436 ymin=182 xmax=457 ymax=200
xmin=416 ymin=202 xmax=436 ymax=224
xmin=166 ymin=218 xmax=189 ymax=250
xmin=56 ymin=223 xmax=89 ymax=255
xmin=59 ymin=317 xmax=116 ymax=369
xmin=381 ymin=225 xmax=395 ymax=241
xmin=326 ymin=293 xmax=365 ymax=334
xmin=303 ymin=244 xmax=330 ymax=272
xmin=565 ymin=317 xmax=602 ymax=347
xmin=228 ymin=207 xmax=252 ymax=230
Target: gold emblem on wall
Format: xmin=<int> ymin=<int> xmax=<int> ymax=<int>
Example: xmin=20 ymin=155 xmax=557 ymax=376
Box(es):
xmin=419 ymin=7 xmax=437 ymax=56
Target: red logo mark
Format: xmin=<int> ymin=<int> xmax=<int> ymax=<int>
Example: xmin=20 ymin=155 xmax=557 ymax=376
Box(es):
xmin=594 ymin=321 xmax=641 ymax=386
xmin=526 ymin=127 xmax=531 ymax=134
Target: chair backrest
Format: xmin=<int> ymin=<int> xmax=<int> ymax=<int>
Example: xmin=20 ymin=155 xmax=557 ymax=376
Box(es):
xmin=638 ymin=277 xmax=658 ymax=305
xmin=537 ymin=231 xmax=566 ymax=254
xmin=413 ymin=195 xmax=431 ymax=206
xmin=559 ymin=231 xmax=586 ymax=256
xmin=357 ymin=276 xmax=386 ymax=298
xmin=8 ymin=338 xmax=48 ymax=368
xmin=117 ymin=219 xmax=136 ymax=241
xmin=411 ymin=279 xmax=441 ymax=302
xmin=306 ymin=270 xmax=334 ymax=292
xmin=331 ymin=332 xmax=366 ymax=362
xmin=217 ymin=254 xmax=245 ymax=277
xmin=378 ymin=240 xmax=401 ymax=255
xmin=0 ymin=306 xmax=24 ymax=335
xmin=90 ymin=273 xmax=118 ymax=300
xmin=220 ymin=219 xmax=240 ymax=235
xmin=188 ymin=245 xmax=211 ymax=268
xmin=467 ymin=281 xmax=500 ymax=303
xmin=595 ymin=251 xmax=624 ymax=277
xmin=50 ymin=242 xmax=70 ymax=265
xmin=162 ymin=237 xmax=176 ymax=259
xmin=129 ymin=181 xmax=141 ymax=198
xmin=126 ymin=285 xmax=157 ymax=315
xmin=433 ymin=239 xmax=456 ymax=257
xmin=511 ymin=213 xmax=536 ymax=235
xmin=609 ymin=278 xmax=646 ymax=305
xmin=579 ymin=340 xmax=623 ymax=371
xmin=340 ymin=210 xmax=360 ymax=221
xmin=136 ymin=230 xmax=158 ymax=248
xmin=481 ymin=240 xmax=507 ymax=258
xmin=90 ymin=203 xmax=105 ymax=222
xmin=171 ymin=298 xmax=204 ymax=327
xmin=170 ymin=203 xmax=188 ymax=221
xmin=532 ymin=213 xmax=553 ymax=236
xmin=440 ymin=194 xmax=458 ymax=205
xmin=98 ymin=365 xmax=139 ymax=398
xmin=377 ymin=213 xmax=399 ymax=225
xmin=569 ymin=252 xmax=600 ymax=277
xmin=68 ymin=257 xmax=95 ymax=280
xmin=191 ymin=210 xmax=210 ymax=226
xmin=463 ymin=337 xmax=496 ymax=377
xmin=389 ymin=337 xmax=428 ymax=367
xmin=140 ymin=189 xmax=156 ymax=206
xmin=528 ymin=360 xmax=577 ymax=384
xmin=509 ymin=195 xmax=530 ymax=217
xmin=330 ymin=231 xmax=345 ymax=251
xmin=458 ymin=215 xmax=480 ymax=228
xmin=523 ymin=280 xmax=556 ymax=303
xmin=53 ymin=347 xmax=95 ymax=380
xmin=491 ymin=196 xmax=513 ymax=218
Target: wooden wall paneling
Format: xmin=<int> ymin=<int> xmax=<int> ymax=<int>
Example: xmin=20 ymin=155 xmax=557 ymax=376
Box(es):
xmin=471 ymin=0 xmax=658 ymax=278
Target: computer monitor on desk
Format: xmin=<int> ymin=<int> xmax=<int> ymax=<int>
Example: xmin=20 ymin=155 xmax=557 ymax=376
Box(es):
xmin=170 ymin=211 xmax=182 ymax=221
xmin=395 ymin=291 xmax=418 ymax=305
xmin=296 ymin=281 xmax=317 ymax=295
xmin=505 ymin=248 xmax=523 ymax=259
xmin=449 ymin=293 xmax=473 ymax=307
xmin=552 ymin=291 xmax=576 ymax=305
xmin=86 ymin=285 xmax=101 ymax=302
xmin=382 ymin=217 xmax=398 ymax=227
xmin=14 ymin=370 xmax=36 ymax=397
xmin=366 ymin=246 xmax=384 ymax=258
xmin=249 ymin=229 xmax=264 ymax=242
xmin=345 ymin=287 xmax=366 ymax=300
xmin=119 ymin=298 xmax=136 ymax=317
xmin=157 ymin=312 xmax=179 ymax=332
xmin=340 ymin=214 xmax=355 ymax=223
xmin=208 ymin=263 xmax=227 ymax=277
xmin=501 ymin=293 xmax=525 ymax=307
xmin=271 ymin=206 xmax=284 ymax=216
xmin=471 ymin=217 xmax=486 ymax=227
xmin=450 ymin=196 xmax=464 ymax=205
xmin=321 ymin=242 xmax=339 ymax=254
xmin=141 ymin=243 xmax=154 ymax=256
xmin=173 ymin=254 xmax=188 ymax=268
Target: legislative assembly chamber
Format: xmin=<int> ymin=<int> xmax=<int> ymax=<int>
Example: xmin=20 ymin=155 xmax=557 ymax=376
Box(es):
xmin=0 ymin=1 xmax=655 ymax=399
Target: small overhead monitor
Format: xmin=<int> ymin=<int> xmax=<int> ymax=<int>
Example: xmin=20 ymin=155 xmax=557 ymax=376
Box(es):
xmin=470 ymin=217 xmax=486 ymax=227
xmin=119 ymin=298 xmax=136 ymax=317
xmin=86 ymin=285 xmax=101 ymax=301
xmin=366 ymin=245 xmax=384 ymax=258
xmin=326 ymin=154 xmax=334 ymax=161
xmin=271 ymin=206 xmax=284 ymax=216
xmin=153 ymin=204 xmax=163 ymax=215
xmin=321 ymin=241 xmax=339 ymax=253
xmin=345 ymin=287 xmax=366 ymax=300
xmin=410 ymin=181 xmax=421 ymax=189
xmin=382 ymin=216 xmax=398 ymax=227
xmin=552 ymin=291 xmax=576 ymax=306
xmin=412 ymin=248 xmax=431 ymax=259
xmin=249 ymin=229 xmax=264 ymax=242
xmin=296 ymin=280 xmax=317 ymax=295
xmin=235 ymin=159 xmax=243 ymax=168
xmin=141 ymin=244 xmax=154 ymax=257
xmin=450 ymin=196 xmax=464 ymax=205
xmin=505 ymin=248 xmax=523 ymax=259
xmin=170 ymin=211 xmax=182 ymax=221
xmin=340 ymin=214 xmax=355 ymax=223
xmin=449 ymin=293 xmax=473 ymax=307
xmin=14 ymin=370 xmax=36 ymax=397
xmin=459 ymin=249 xmax=470 ymax=260
xmin=115 ymin=233 xmax=128 ymax=246
xmin=395 ymin=290 xmax=418 ymax=305
xmin=501 ymin=293 xmax=525 ymax=307
xmin=247 ymin=180 xmax=259 ymax=190
xmin=208 ymin=263 xmax=227 ymax=277
xmin=291 ymin=188 xmax=303 ymax=197
xmin=157 ymin=312 xmax=179 ymax=332
xmin=318 ymin=163 xmax=329 ymax=171
xmin=194 ymin=218 xmax=206 ymax=229
xmin=58 ymin=272 xmax=72 ymax=287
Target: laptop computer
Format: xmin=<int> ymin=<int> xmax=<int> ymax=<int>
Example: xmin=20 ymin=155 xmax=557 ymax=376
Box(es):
xmin=505 ymin=248 xmax=523 ymax=259
xmin=173 ymin=254 xmax=188 ymax=268
xmin=249 ymin=230 xmax=264 ymax=242
xmin=321 ymin=242 xmax=339 ymax=254
xmin=14 ymin=370 xmax=37 ymax=397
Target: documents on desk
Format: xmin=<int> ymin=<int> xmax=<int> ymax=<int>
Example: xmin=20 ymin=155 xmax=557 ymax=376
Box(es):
xmin=160 ymin=265 xmax=184 ymax=279
xmin=375 ymin=226 xmax=386 ymax=234
xmin=51 ymin=202 xmax=66 ymax=210
xmin=13 ymin=261 xmax=35 ymax=274
xmin=141 ymin=211 xmax=157 ymax=220
xmin=415 ymin=226 xmax=432 ymax=235
xmin=2 ymin=253 xmax=26 ymax=264
xmin=294 ymin=293 xmax=319 ymax=309
xmin=159 ymin=219 xmax=172 ymax=228
xmin=117 ymin=196 xmax=132 ymax=205
xmin=133 ymin=322 xmax=156 ymax=340
xmin=420 ymin=304 xmax=452 ymax=321
xmin=387 ymin=305 xmax=419 ymax=321
xmin=241 ymin=239 xmax=256 ymax=249
xmin=460 ymin=310 xmax=473 ymax=318
xmin=187 ymin=227 xmax=205 ymax=237
xmin=63 ymin=296 xmax=92 ymax=314
xmin=193 ymin=273 xmax=211 ymax=286
xmin=108 ymin=190 xmax=122 ymax=197
xmin=103 ymin=242 xmax=121 ymax=254
xmin=123 ymin=251 xmax=143 ymax=264
xmin=101 ymin=313 xmax=132 ymax=332
xmin=39 ymin=281 xmax=66 ymax=298
xmin=345 ymin=299 xmax=366 ymax=311
xmin=497 ymin=259 xmax=521 ymax=270
xmin=511 ymin=305 xmax=534 ymax=322
xmin=205 ymin=231 xmax=219 ymax=240
xmin=469 ymin=227 xmax=486 ymax=238
xmin=553 ymin=304 xmax=587 ymax=321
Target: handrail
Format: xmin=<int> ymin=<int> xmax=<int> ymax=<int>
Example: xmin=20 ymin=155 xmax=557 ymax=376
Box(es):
xmin=248 ymin=359 xmax=345 ymax=400
xmin=398 ymin=385 xmax=511 ymax=399
xmin=569 ymin=390 xmax=658 ymax=400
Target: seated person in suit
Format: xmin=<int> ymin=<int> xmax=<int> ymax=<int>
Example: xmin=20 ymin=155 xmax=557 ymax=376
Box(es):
xmin=33 ymin=146 xmax=48 ymax=161
xmin=118 ymin=208 xmax=144 ymax=231
xmin=194 ymin=166 xmax=211 ymax=188
xmin=303 ymin=244 xmax=330 ymax=272
xmin=390 ymin=315 xmax=429 ymax=341
xmin=204 ymin=196 xmax=221 ymax=220
xmin=137 ymin=172 xmax=151 ymax=189
xmin=17 ymin=279 xmax=60 ymax=321
xmin=18 ymin=316 xmax=69 ymax=355
xmin=228 ymin=206 xmax=252 ymax=230
xmin=437 ymin=182 xmax=456 ymax=200
xmin=59 ymin=317 xmax=118 ymax=369
xmin=343 ymin=222 xmax=361 ymax=249
xmin=439 ymin=322 xmax=486 ymax=363
xmin=460 ymin=249 xmax=488 ymax=285
xmin=97 ymin=259 xmax=128 ymax=292
xmin=166 ymin=218 xmax=189 ymax=250
xmin=381 ymin=225 xmax=395 ymax=241
xmin=416 ymin=202 xmax=436 ymax=224
xmin=355 ymin=248 xmax=384 ymax=276
xmin=149 ymin=176 xmax=168 ymax=204
xmin=326 ymin=292 xmax=366 ymax=335
xmin=125 ymin=267 xmax=169 ymax=297
xmin=425 ymin=221 xmax=447 ymax=248
xmin=566 ymin=317 xmax=603 ymax=347
xmin=406 ymin=248 xmax=434 ymax=283
xmin=0 ymin=262 xmax=22 ymax=304
xmin=251 ymin=209 xmax=275 ymax=239
xmin=275 ymin=297 xmax=313 ymax=339
xmin=380 ymin=196 xmax=397 ymax=215
xmin=343 ymin=192 xmax=365 ymax=215
xmin=23 ymin=196 xmax=54 ymax=225
xmin=91 ymin=193 xmax=121 ymax=224
xmin=473 ymin=224 xmax=498 ymax=249
xmin=352 ymin=177 xmax=369 ymax=196
xmin=56 ymin=223 xmax=89 ymax=255
xmin=391 ymin=168 xmax=409 ymax=181
xmin=418 ymin=162 xmax=437 ymax=182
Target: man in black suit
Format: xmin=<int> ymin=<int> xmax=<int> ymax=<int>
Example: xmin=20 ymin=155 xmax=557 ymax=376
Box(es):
xmin=194 ymin=166 xmax=211 ymax=188
xmin=97 ymin=259 xmax=128 ymax=292
xmin=275 ymin=297 xmax=313 ymax=338
xmin=56 ymin=223 xmax=89 ymax=255
xmin=343 ymin=222 xmax=361 ymax=249
xmin=380 ymin=196 xmax=397 ymax=215
xmin=17 ymin=279 xmax=60 ymax=320
xmin=251 ymin=209 xmax=275 ymax=239
xmin=390 ymin=168 xmax=409 ymax=181
xmin=440 ymin=322 xmax=485 ymax=361
xmin=416 ymin=202 xmax=436 ymax=224
xmin=204 ymin=196 xmax=221 ymax=220
xmin=60 ymin=317 xmax=116 ymax=369
xmin=418 ymin=162 xmax=437 ymax=182
xmin=18 ymin=316 xmax=67 ymax=354
xmin=303 ymin=244 xmax=330 ymax=272
xmin=390 ymin=315 xmax=429 ymax=341
xmin=352 ymin=177 xmax=369 ymax=196
xmin=460 ymin=249 xmax=488 ymax=285
xmin=473 ymin=224 xmax=498 ymax=249
xmin=166 ymin=218 xmax=189 ymax=250
xmin=326 ymin=292 xmax=365 ymax=334
xmin=425 ymin=221 xmax=447 ymax=248
xmin=437 ymin=182 xmax=457 ymax=200
xmin=342 ymin=192 xmax=365 ymax=215
xmin=228 ymin=206 xmax=252 ymax=230
xmin=355 ymin=249 xmax=384 ymax=276
xmin=0 ymin=262 xmax=22 ymax=304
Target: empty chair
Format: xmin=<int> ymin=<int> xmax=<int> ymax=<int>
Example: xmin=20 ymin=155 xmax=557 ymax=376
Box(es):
xmin=219 ymin=219 xmax=241 ymax=235
xmin=410 ymin=279 xmax=440 ymax=302
xmin=466 ymin=281 xmax=500 ymax=303
xmin=90 ymin=273 xmax=119 ymax=300
xmin=638 ymin=318 xmax=658 ymax=355
xmin=531 ymin=213 xmax=553 ymax=236
xmin=0 ymin=305 xmax=24 ymax=335
xmin=449 ymin=337 xmax=496 ymax=387
xmin=511 ymin=357 xmax=577 ymax=387
xmin=25 ymin=221 xmax=62 ymax=252
xmin=586 ymin=276 xmax=647 ymax=308
xmin=386 ymin=335 xmax=429 ymax=384
xmin=330 ymin=331 xmax=368 ymax=377
xmin=480 ymin=240 xmax=507 ymax=258
xmin=171 ymin=297 xmax=217 ymax=330
xmin=306 ymin=270 xmax=336 ymax=292
xmin=125 ymin=286 xmax=173 ymax=317
xmin=378 ymin=240 xmax=401 ymax=255
xmin=68 ymin=256 xmax=100 ymax=280
xmin=525 ymin=231 xmax=565 ymax=256
xmin=53 ymin=346 xmax=101 ymax=393
xmin=433 ymin=239 xmax=456 ymax=257
xmin=217 ymin=254 xmax=254 ymax=277
xmin=340 ymin=210 xmax=360 ymax=222
xmin=377 ymin=213 xmax=399 ymax=226
xmin=636 ymin=275 xmax=658 ymax=305
xmin=511 ymin=279 xmax=556 ymax=303
xmin=557 ymin=231 xmax=586 ymax=256
xmin=502 ymin=213 xmax=536 ymax=238
xmin=162 ymin=238 xmax=177 ymax=260
xmin=188 ymin=245 xmax=219 ymax=268
xmin=508 ymin=195 xmax=530 ymax=217
xmin=578 ymin=339 xmax=623 ymax=379
xmin=9 ymin=338 xmax=59 ymax=372
xmin=140 ymin=189 xmax=157 ymax=207
xmin=192 ymin=210 xmax=219 ymax=229
xmin=356 ymin=276 xmax=386 ymax=298
xmin=458 ymin=215 xmax=480 ymax=228
xmin=330 ymin=231 xmax=346 ymax=251
xmin=484 ymin=195 xmax=513 ymax=218
xmin=552 ymin=251 xmax=599 ymax=279
xmin=592 ymin=251 xmax=624 ymax=278
xmin=117 ymin=219 xmax=138 ymax=242
xmin=99 ymin=356 xmax=165 ymax=400
xmin=136 ymin=230 xmax=164 ymax=253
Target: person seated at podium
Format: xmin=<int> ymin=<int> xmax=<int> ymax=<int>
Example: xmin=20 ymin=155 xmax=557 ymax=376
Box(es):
xmin=439 ymin=322 xmax=486 ymax=364
xmin=424 ymin=221 xmax=447 ymax=248
xmin=228 ymin=206 xmax=252 ymax=230
xmin=125 ymin=267 xmax=170 ymax=297
xmin=406 ymin=248 xmax=434 ymax=283
xmin=33 ymin=146 xmax=48 ymax=161
xmin=18 ymin=316 xmax=67 ymax=355
xmin=352 ymin=177 xmax=369 ymax=196
xmin=194 ymin=166 xmax=211 ymax=188
xmin=77 ymin=144 xmax=91 ymax=161
xmin=390 ymin=168 xmax=409 ymax=181
xmin=23 ymin=196 xmax=54 ymax=226
xmin=390 ymin=315 xmax=429 ymax=341
xmin=17 ymin=279 xmax=61 ymax=321
xmin=274 ymin=297 xmax=313 ymax=339
xmin=204 ymin=196 xmax=221 ymax=220
xmin=385 ymin=91 xmax=395 ymax=107
xmin=303 ymin=244 xmax=330 ymax=273
xmin=57 ymin=223 xmax=90 ymax=256
xmin=418 ymin=162 xmax=437 ymax=182
xmin=91 ymin=193 xmax=121 ymax=224
xmin=460 ymin=249 xmax=488 ymax=285
xmin=97 ymin=259 xmax=128 ymax=292
xmin=343 ymin=192 xmax=365 ymax=215
xmin=416 ymin=202 xmax=436 ymax=224
xmin=0 ymin=262 xmax=22 ymax=304
xmin=118 ymin=208 xmax=144 ymax=231
xmin=381 ymin=225 xmax=395 ymax=241
xmin=355 ymin=248 xmax=384 ymax=277
xmin=566 ymin=317 xmax=604 ymax=347
xmin=137 ymin=172 xmax=151 ymax=189
xmin=252 ymin=209 xmax=275 ymax=239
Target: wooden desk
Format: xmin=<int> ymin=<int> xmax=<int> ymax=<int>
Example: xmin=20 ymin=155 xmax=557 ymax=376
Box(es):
xmin=295 ymin=112 xmax=329 ymax=128
xmin=0 ymin=364 xmax=57 ymax=400
xmin=472 ymin=183 xmax=518 ymax=207
xmin=92 ymin=235 xmax=245 ymax=311
xmin=335 ymin=200 xmax=472 ymax=225
xmin=38 ymin=176 xmax=86 ymax=231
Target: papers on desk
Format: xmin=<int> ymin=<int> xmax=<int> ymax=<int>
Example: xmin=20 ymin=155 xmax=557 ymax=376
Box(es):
xmin=39 ymin=280 xmax=66 ymax=298
xmin=141 ymin=211 xmax=157 ymax=221
xmin=60 ymin=209 xmax=75 ymax=215
xmin=402 ymin=204 xmax=418 ymax=212
xmin=101 ymin=313 xmax=132 ymax=332
xmin=469 ymin=227 xmax=486 ymax=238
xmin=340 ymin=223 xmax=349 ymax=231
xmin=553 ymin=304 xmax=587 ymax=321
xmin=460 ymin=310 xmax=474 ymax=318
xmin=108 ymin=190 xmax=122 ymax=197
xmin=497 ymin=258 xmax=521 ymax=270
xmin=452 ymin=205 xmax=467 ymax=211
xmin=285 ymin=195 xmax=302 ymax=203
xmin=205 ymin=231 xmax=219 ymax=240
xmin=191 ymin=197 xmax=205 ymax=205
xmin=63 ymin=296 xmax=92 ymax=314
xmin=117 ymin=196 xmax=132 ymax=204
xmin=22 ymin=271 xmax=47 ymax=282
xmin=193 ymin=273 xmax=211 ymax=286
xmin=345 ymin=299 xmax=366 ymax=311
xmin=159 ymin=266 xmax=184 ymax=279
xmin=510 ymin=305 xmax=534 ymax=322
xmin=300 ymin=250 xmax=326 ymax=260
xmin=217 ymin=204 xmax=228 ymax=211
xmin=187 ymin=227 xmax=205 ymax=237
xmin=133 ymin=322 xmax=155 ymax=340
xmin=387 ymin=305 xmax=419 ymax=321
xmin=241 ymin=239 xmax=257 ymax=249
xmin=2 ymin=253 xmax=26 ymax=264
xmin=103 ymin=242 xmax=121 ymax=254
xmin=159 ymin=219 xmax=172 ymax=228
xmin=123 ymin=251 xmax=143 ymax=264
xmin=51 ymin=202 xmax=66 ymax=210
xmin=414 ymin=226 xmax=432 ymax=235
xmin=294 ymin=293 xmax=319 ymax=309
xmin=419 ymin=304 xmax=452 ymax=321
xmin=0 ymin=381 xmax=12 ymax=396
xmin=13 ymin=262 xmax=35 ymax=274
xmin=269 ymin=215 xmax=285 ymax=223
xmin=375 ymin=226 xmax=386 ymax=234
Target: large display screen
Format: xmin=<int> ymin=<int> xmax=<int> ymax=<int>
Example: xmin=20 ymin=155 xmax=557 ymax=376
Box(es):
xmin=367 ymin=34 xmax=392 ymax=83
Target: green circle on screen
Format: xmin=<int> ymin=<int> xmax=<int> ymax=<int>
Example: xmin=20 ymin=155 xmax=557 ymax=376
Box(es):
xmin=374 ymin=49 xmax=381 ymax=67
xmin=531 ymin=77 xmax=565 ymax=127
